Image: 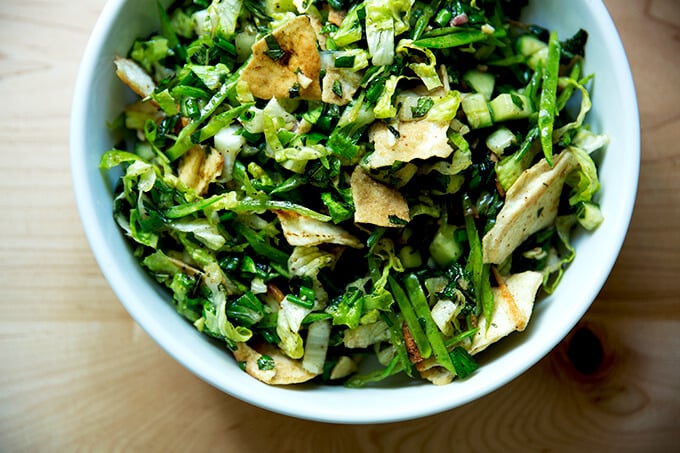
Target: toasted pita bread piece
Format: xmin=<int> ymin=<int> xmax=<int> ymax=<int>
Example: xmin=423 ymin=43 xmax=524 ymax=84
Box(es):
xmin=418 ymin=358 xmax=455 ymax=386
xmin=178 ymin=145 xmax=224 ymax=195
xmin=366 ymin=120 xmax=454 ymax=168
xmin=350 ymin=167 xmax=410 ymax=227
xmin=482 ymin=151 xmax=578 ymax=264
xmin=328 ymin=7 xmax=347 ymax=26
xmin=240 ymin=15 xmax=322 ymax=100
xmin=275 ymin=210 xmax=363 ymax=249
xmin=232 ymin=342 xmax=317 ymax=385
xmin=114 ymin=56 xmax=155 ymax=98
xmin=467 ymin=270 xmax=543 ymax=355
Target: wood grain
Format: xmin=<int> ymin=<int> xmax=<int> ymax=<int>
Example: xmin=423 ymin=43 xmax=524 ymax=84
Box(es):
xmin=1 ymin=0 xmax=679 ymax=451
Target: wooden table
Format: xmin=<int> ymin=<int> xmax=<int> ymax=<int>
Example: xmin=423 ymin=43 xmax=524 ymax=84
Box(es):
xmin=2 ymin=0 xmax=679 ymax=450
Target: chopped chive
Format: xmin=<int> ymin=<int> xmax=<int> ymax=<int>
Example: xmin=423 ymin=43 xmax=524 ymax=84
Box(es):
xmin=289 ymin=82 xmax=301 ymax=99
xmin=257 ymin=354 xmax=276 ymax=371
xmin=510 ymin=93 xmax=524 ymax=109
xmin=335 ymin=55 xmax=356 ymax=68
xmin=332 ymin=79 xmax=343 ymax=97
xmin=299 ymin=286 xmax=316 ymax=307
xmin=264 ymin=34 xmax=286 ymax=61
xmin=434 ymin=9 xmax=452 ymax=27
xmin=386 ymin=125 xmax=400 ymax=138
xmin=411 ymin=97 xmax=434 ymax=118
xmin=287 ymin=294 xmax=314 ymax=309
xmin=365 ymin=79 xmax=385 ymax=104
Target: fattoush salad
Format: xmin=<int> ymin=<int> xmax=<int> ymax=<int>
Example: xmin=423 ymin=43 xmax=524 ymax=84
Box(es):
xmin=102 ymin=0 xmax=607 ymax=386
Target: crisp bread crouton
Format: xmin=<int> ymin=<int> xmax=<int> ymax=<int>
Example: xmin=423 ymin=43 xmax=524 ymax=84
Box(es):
xmin=240 ymin=15 xmax=322 ymax=100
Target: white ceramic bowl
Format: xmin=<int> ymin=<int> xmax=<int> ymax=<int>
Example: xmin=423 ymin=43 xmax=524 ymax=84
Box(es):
xmin=71 ymin=0 xmax=639 ymax=423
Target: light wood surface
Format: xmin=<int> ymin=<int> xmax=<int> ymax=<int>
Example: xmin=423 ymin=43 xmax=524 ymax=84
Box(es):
xmin=2 ymin=0 xmax=679 ymax=450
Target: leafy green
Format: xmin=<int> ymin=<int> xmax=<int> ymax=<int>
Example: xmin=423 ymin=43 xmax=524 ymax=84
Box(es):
xmin=449 ymin=346 xmax=478 ymax=379
xmin=365 ymin=0 xmax=414 ymax=65
xmin=326 ymin=290 xmax=363 ymax=329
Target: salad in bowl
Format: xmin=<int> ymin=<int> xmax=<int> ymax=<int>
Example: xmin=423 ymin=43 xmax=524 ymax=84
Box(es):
xmin=101 ymin=0 xmax=607 ymax=387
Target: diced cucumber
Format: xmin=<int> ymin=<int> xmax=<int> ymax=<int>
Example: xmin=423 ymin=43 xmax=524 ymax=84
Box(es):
xmin=463 ymin=69 xmax=495 ymax=100
xmin=429 ymin=224 xmax=463 ymax=267
xmin=517 ymin=35 xmax=548 ymax=57
xmin=400 ymin=245 xmax=423 ymax=269
xmin=462 ymin=93 xmax=493 ymax=129
xmin=527 ymin=46 xmax=549 ymax=70
xmin=489 ymin=93 xmax=533 ymax=122
xmin=486 ymin=126 xmax=517 ymax=156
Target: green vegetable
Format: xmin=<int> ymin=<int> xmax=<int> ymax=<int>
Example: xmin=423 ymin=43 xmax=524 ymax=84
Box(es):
xmin=429 ymin=223 xmax=463 ymax=267
xmin=538 ymin=31 xmax=561 ymax=166
xmin=486 ymin=126 xmax=516 ymax=156
xmin=414 ymin=27 xmax=507 ymax=49
xmin=489 ymin=93 xmax=533 ymax=122
xmin=463 ymin=195 xmax=494 ymax=327
xmin=462 ymin=93 xmax=492 ymax=129
xmin=449 ymin=346 xmax=478 ymax=379
xmin=561 ymin=29 xmax=588 ymax=58
xmin=576 ymin=201 xmax=604 ymax=231
xmin=494 ymin=126 xmax=541 ymax=191
xmin=365 ymin=0 xmax=414 ymax=65
xmin=389 ymin=277 xmax=432 ymax=359
xmin=517 ymin=34 xmax=547 ymax=58
xmin=463 ymin=69 xmax=495 ymax=101
xmin=403 ymin=274 xmax=455 ymax=373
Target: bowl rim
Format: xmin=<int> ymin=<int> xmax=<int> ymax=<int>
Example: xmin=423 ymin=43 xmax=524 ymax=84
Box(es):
xmin=70 ymin=0 xmax=640 ymax=424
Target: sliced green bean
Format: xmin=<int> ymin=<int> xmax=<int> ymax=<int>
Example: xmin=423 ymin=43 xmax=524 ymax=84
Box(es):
xmin=403 ymin=274 xmax=455 ymax=373
xmin=414 ymin=28 xmax=506 ymax=49
xmin=538 ymin=31 xmax=561 ymax=166
xmin=463 ymin=195 xmax=494 ymax=327
xmin=388 ymin=277 xmax=432 ymax=360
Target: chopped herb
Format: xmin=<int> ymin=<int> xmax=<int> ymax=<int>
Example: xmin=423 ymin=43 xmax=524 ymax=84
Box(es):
xmin=257 ymin=354 xmax=276 ymax=371
xmin=510 ymin=93 xmax=524 ymax=109
xmin=388 ymin=215 xmax=408 ymax=225
xmin=365 ymin=78 xmax=386 ymax=104
xmin=264 ymin=34 xmax=286 ymax=62
xmin=321 ymin=23 xmax=339 ymax=34
xmin=289 ymin=82 xmax=301 ymax=99
xmin=332 ymin=79 xmax=343 ymax=97
xmin=335 ymin=55 xmax=356 ymax=68
xmin=449 ymin=347 xmax=478 ymax=379
xmin=411 ymin=97 xmax=434 ymax=118
xmin=386 ymin=124 xmax=400 ymax=138
xmin=561 ymin=28 xmax=589 ymax=58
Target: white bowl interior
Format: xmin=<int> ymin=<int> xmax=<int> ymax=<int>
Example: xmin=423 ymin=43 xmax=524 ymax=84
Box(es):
xmin=71 ymin=0 xmax=639 ymax=423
